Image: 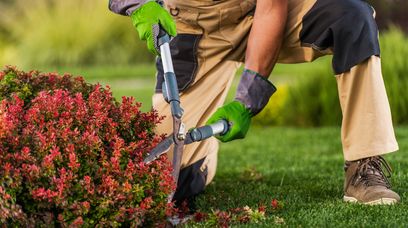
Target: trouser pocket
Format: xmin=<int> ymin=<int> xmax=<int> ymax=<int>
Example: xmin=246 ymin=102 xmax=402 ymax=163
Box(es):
xmin=220 ymin=0 xmax=255 ymax=25
xmin=155 ymin=34 xmax=202 ymax=93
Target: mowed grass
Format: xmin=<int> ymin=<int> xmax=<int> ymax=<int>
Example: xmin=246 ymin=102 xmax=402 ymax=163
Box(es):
xmin=194 ymin=126 xmax=408 ymax=227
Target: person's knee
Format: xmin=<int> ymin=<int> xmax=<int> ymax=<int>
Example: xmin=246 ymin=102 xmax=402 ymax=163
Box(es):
xmin=336 ymin=0 xmax=377 ymax=36
xmin=330 ymin=0 xmax=380 ymax=74
xmin=300 ymin=0 xmax=380 ymax=73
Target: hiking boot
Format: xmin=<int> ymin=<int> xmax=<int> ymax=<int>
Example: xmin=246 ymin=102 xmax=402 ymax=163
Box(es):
xmin=343 ymin=156 xmax=400 ymax=205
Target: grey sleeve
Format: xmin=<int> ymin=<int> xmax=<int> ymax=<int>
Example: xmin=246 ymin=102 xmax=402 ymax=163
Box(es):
xmin=108 ymin=0 xmax=150 ymax=16
xmin=235 ymin=69 xmax=277 ymax=116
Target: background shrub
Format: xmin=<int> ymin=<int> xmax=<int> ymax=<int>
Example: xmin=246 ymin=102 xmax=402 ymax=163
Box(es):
xmin=253 ymin=85 xmax=289 ymax=126
xmin=0 ymin=0 xmax=152 ymax=68
xmin=380 ymin=28 xmax=408 ymax=124
xmin=279 ymin=58 xmax=341 ymax=127
xmin=0 ymin=67 xmax=175 ymax=226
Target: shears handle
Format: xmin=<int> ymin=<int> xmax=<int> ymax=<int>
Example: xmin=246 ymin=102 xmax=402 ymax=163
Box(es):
xmin=158 ymin=28 xmax=183 ymax=119
xmin=189 ymin=120 xmax=229 ymax=142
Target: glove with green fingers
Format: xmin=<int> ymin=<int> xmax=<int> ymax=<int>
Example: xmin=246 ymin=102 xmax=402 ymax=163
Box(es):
xmin=130 ymin=1 xmax=177 ymax=55
xmin=206 ymin=101 xmax=252 ymax=142
xmin=207 ymin=69 xmax=277 ymax=142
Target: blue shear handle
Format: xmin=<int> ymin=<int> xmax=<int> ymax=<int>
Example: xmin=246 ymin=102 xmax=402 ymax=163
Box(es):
xmin=189 ymin=120 xmax=229 ymax=142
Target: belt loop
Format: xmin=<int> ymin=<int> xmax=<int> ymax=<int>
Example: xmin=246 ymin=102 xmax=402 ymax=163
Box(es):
xmin=170 ymin=7 xmax=180 ymax=16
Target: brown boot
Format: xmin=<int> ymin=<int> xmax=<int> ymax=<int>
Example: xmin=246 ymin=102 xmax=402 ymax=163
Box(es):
xmin=344 ymin=156 xmax=400 ymax=205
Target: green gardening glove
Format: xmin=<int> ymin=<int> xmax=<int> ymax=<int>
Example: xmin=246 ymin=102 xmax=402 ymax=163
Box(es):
xmin=206 ymin=101 xmax=252 ymax=143
xmin=206 ymin=69 xmax=277 ymax=143
xmin=130 ymin=1 xmax=177 ymax=55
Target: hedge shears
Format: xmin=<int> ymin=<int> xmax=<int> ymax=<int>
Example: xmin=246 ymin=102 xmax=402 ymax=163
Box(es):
xmin=144 ymin=28 xmax=229 ymax=202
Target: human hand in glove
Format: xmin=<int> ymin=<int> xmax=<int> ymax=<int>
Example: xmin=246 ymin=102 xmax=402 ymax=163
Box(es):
xmin=206 ymin=69 xmax=277 ymax=142
xmin=131 ymin=1 xmax=177 ymax=55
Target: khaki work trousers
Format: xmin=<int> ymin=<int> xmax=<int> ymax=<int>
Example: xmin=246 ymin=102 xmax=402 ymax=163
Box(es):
xmin=153 ymin=0 xmax=399 ymax=186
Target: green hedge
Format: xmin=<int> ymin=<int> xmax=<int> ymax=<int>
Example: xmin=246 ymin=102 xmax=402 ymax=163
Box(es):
xmin=0 ymin=0 xmax=152 ymax=68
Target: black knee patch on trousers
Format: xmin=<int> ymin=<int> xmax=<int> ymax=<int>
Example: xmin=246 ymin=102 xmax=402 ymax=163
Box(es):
xmin=300 ymin=0 xmax=380 ymax=74
xmin=155 ymin=34 xmax=201 ymax=92
xmin=173 ymin=157 xmax=208 ymax=204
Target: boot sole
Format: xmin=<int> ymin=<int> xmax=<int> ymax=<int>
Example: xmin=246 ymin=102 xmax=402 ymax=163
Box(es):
xmin=343 ymin=196 xmax=398 ymax=205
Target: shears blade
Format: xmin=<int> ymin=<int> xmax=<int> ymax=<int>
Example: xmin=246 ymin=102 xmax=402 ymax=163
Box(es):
xmin=144 ymin=132 xmax=195 ymax=164
xmin=144 ymin=119 xmax=228 ymax=164
xmin=144 ymin=135 xmax=175 ymax=164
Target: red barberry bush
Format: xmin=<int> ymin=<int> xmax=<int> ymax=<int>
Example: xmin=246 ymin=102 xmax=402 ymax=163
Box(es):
xmin=0 ymin=66 xmax=175 ymax=226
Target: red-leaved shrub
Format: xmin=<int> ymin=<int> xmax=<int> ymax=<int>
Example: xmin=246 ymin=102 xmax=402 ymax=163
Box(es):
xmin=0 ymin=66 xmax=175 ymax=226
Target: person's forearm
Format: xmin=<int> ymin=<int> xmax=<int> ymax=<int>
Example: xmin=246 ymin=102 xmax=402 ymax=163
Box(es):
xmin=245 ymin=0 xmax=288 ymax=77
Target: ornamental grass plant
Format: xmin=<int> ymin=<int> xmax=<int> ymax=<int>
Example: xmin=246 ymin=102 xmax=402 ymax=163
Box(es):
xmin=0 ymin=66 xmax=175 ymax=226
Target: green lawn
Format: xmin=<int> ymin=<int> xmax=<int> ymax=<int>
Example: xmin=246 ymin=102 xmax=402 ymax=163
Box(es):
xmin=193 ymin=126 xmax=408 ymax=227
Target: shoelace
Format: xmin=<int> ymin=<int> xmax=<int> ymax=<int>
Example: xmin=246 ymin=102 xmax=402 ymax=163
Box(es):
xmin=351 ymin=156 xmax=392 ymax=188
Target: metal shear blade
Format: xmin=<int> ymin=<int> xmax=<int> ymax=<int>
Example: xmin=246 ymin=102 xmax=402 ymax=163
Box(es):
xmin=144 ymin=120 xmax=227 ymax=164
xmin=144 ymin=135 xmax=175 ymax=164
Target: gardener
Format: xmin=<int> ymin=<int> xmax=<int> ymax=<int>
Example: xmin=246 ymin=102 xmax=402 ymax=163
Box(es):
xmin=109 ymin=0 xmax=400 ymax=206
